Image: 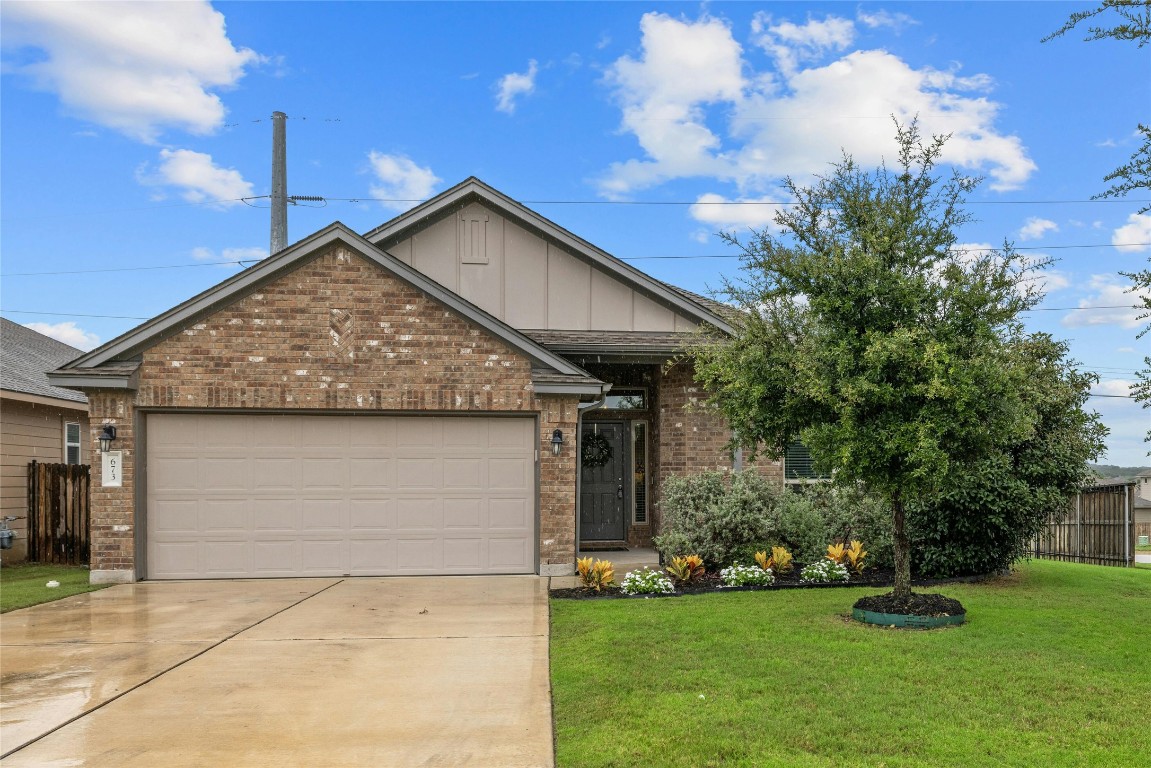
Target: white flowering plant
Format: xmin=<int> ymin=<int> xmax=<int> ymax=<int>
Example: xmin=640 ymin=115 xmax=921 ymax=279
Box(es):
xmin=620 ymin=567 xmax=676 ymax=595
xmin=719 ymin=564 xmax=775 ymax=587
xmin=800 ymin=559 xmax=850 ymax=583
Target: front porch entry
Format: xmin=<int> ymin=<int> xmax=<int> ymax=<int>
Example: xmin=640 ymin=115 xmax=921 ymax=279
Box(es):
xmin=579 ymin=421 xmax=627 ymax=542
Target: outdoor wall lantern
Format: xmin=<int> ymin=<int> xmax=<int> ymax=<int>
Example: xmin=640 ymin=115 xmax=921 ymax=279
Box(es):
xmin=99 ymin=425 xmax=117 ymax=452
xmin=550 ymin=429 xmax=564 ymax=456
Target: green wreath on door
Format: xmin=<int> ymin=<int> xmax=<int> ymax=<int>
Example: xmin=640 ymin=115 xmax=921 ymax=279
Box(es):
xmin=581 ymin=432 xmax=613 ymax=468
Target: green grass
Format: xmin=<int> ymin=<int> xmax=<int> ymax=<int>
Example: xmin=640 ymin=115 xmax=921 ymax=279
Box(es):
xmin=550 ymin=560 xmax=1150 ymax=768
xmin=0 ymin=563 xmax=111 ymax=612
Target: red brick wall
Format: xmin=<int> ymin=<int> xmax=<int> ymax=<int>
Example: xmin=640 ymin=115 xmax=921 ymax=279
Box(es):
xmin=654 ymin=361 xmax=783 ymax=536
xmin=83 ymin=246 xmax=579 ymax=577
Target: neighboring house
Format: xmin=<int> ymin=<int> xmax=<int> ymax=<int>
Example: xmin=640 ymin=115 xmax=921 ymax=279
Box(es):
xmin=1 ymin=318 xmax=90 ymax=561
xmin=49 ymin=178 xmax=782 ymax=584
xmin=1135 ymin=470 xmax=1151 ymax=540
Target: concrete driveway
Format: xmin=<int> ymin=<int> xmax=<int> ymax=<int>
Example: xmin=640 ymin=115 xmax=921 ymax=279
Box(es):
xmin=0 ymin=576 xmax=553 ymax=767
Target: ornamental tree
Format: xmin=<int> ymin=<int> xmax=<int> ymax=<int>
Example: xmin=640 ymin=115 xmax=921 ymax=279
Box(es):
xmin=691 ymin=121 xmax=1084 ymax=603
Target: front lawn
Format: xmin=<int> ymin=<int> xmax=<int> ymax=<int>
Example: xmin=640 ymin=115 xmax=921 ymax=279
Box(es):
xmin=0 ymin=563 xmax=111 ymax=612
xmin=550 ymin=559 xmax=1149 ymax=767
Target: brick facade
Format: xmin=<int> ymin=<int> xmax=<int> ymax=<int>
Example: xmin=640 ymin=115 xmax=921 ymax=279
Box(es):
xmin=82 ymin=246 xmax=580 ymax=580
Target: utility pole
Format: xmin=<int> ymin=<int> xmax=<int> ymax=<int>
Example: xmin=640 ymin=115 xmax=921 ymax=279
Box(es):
xmin=270 ymin=111 xmax=288 ymax=254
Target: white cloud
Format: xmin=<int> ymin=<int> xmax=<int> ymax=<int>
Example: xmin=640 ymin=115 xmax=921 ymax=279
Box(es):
xmin=598 ymin=12 xmax=1037 ymax=207
xmin=367 ymin=152 xmax=441 ymax=211
xmin=1091 ymin=379 xmax=1133 ymax=398
xmin=1117 ymin=346 xmax=1138 ymax=353
xmin=1112 ymin=212 xmax=1151 ymax=253
xmin=1062 ymin=274 xmax=1148 ymax=329
xmin=495 ymin=59 xmax=539 ymax=114
xmin=949 ymin=243 xmax=1069 ymax=296
xmin=138 ymin=149 xmax=253 ymax=206
xmin=856 ymin=9 xmax=918 ymax=32
xmin=689 ymin=191 xmax=791 ymax=230
xmin=2 ymin=1 xmax=260 ymax=142
xmin=24 ymin=322 xmax=99 ymax=351
xmin=1019 ymin=217 xmax=1059 ymax=241
xmin=191 ymin=246 xmax=268 ymax=266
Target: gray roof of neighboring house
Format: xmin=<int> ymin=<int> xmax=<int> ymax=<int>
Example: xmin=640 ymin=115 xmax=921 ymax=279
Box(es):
xmin=0 ymin=317 xmax=87 ymax=404
xmin=524 ymin=329 xmax=697 ymax=355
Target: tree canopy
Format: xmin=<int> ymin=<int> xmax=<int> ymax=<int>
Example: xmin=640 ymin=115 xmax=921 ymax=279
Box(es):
xmin=690 ymin=122 xmax=1105 ymax=600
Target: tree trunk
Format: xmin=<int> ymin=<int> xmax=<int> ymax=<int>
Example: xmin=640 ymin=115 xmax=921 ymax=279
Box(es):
xmin=892 ymin=489 xmax=912 ymax=601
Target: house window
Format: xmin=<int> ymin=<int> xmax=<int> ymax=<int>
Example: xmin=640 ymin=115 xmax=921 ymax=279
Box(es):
xmin=632 ymin=421 xmax=648 ymax=524
xmin=605 ymin=388 xmax=646 ymax=410
xmin=784 ymin=442 xmax=828 ymax=483
xmin=65 ymin=422 xmax=81 ymax=465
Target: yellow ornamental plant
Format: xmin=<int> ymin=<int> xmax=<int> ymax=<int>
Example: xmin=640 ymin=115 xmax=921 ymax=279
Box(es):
xmin=845 ymin=540 xmax=868 ymax=574
xmin=768 ymin=546 xmax=794 ymax=574
xmin=826 ymin=542 xmax=847 ymax=564
xmin=577 ymin=557 xmax=616 ymax=591
xmin=754 ymin=551 xmax=770 ymax=571
xmin=666 ymin=554 xmax=706 ymax=584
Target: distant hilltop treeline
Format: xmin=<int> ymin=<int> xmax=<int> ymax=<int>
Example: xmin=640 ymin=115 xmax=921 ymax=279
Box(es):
xmin=1088 ymin=464 xmax=1151 ymax=483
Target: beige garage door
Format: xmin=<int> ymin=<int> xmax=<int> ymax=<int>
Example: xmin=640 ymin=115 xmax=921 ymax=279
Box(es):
xmin=145 ymin=413 xmax=536 ymax=579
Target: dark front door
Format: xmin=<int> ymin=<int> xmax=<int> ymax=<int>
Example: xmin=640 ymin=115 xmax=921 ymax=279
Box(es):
xmin=579 ymin=422 xmax=627 ymax=542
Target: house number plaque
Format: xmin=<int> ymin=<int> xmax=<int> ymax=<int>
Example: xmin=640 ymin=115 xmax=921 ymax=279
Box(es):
xmin=102 ymin=451 xmax=123 ymax=488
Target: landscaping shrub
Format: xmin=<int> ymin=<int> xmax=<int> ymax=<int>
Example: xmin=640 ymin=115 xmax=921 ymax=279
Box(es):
xmin=665 ymin=555 xmax=706 ymax=585
xmin=620 ymin=567 xmax=676 ymax=595
xmin=719 ymin=564 xmax=775 ymax=587
xmin=774 ymin=490 xmax=826 ymax=563
xmin=576 ymin=557 xmax=616 ymax=592
xmin=800 ymin=560 xmax=850 ymax=583
xmin=655 ymin=471 xmax=780 ymax=566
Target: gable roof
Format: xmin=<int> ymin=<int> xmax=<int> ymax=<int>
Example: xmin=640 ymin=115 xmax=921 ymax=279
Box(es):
xmin=48 ymin=223 xmax=604 ymax=395
xmin=1 ymin=317 xmax=88 ymax=405
xmin=364 ymin=177 xmax=735 ymax=335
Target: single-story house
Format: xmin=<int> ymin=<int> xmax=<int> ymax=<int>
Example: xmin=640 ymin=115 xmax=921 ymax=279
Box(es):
xmin=50 ymin=178 xmax=785 ymax=584
xmin=1 ymin=318 xmax=90 ymax=561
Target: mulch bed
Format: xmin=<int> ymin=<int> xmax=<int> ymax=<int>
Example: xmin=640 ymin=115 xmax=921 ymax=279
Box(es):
xmin=852 ymin=591 xmax=966 ymax=617
xmin=551 ymin=567 xmax=993 ymax=602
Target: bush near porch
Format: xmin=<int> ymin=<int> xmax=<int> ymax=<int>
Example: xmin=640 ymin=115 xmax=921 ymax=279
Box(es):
xmin=550 ymin=559 xmax=1150 ymax=768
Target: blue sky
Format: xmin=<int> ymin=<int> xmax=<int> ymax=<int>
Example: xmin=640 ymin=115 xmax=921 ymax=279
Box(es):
xmin=1 ymin=1 xmax=1147 ymax=464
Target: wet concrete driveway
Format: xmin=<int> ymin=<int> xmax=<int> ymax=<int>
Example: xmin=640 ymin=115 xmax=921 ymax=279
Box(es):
xmin=0 ymin=576 xmax=554 ymax=767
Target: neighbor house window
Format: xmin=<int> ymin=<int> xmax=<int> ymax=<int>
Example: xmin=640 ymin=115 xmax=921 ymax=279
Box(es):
xmin=65 ymin=422 xmax=81 ymax=465
xmin=605 ymin=388 xmax=646 ymax=410
xmin=784 ymin=442 xmax=829 ymax=483
xmin=632 ymin=421 xmax=648 ymax=523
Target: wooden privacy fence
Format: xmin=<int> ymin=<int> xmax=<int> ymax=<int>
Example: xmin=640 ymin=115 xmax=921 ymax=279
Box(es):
xmin=1034 ymin=483 xmax=1136 ymax=567
xmin=26 ymin=461 xmax=90 ymax=565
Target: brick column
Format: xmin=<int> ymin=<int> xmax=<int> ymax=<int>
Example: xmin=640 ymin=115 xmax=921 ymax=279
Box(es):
xmin=537 ymin=395 xmax=578 ymax=575
xmin=87 ymin=389 xmax=137 ymax=583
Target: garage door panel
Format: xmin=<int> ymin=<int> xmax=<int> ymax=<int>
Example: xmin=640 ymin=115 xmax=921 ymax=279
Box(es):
xmin=396 ymin=498 xmax=440 ymax=530
xmin=301 ymin=499 xmax=346 ymax=531
xmin=489 ymin=498 xmax=529 ymax=529
xmin=443 ymin=537 xmax=483 ymax=569
xmin=348 ymin=458 xmax=393 ymax=490
xmin=302 ymin=459 xmax=346 ymax=490
xmin=202 ymin=500 xmax=249 ymax=532
xmin=149 ymin=458 xmax=200 ymax=493
xmin=146 ymin=414 xmax=536 ymax=578
xmin=150 ymin=499 xmax=198 ymax=534
xmin=301 ymin=538 xmax=348 ymax=571
xmin=488 ymin=458 xmax=530 ymax=490
xmin=396 ymin=538 xmax=439 ymax=571
xmin=443 ymin=498 xmax=481 ymax=529
xmin=200 ymin=459 xmax=250 ymax=491
xmin=253 ymin=539 xmax=301 ymax=574
xmin=489 ymin=537 xmax=532 ymax=569
xmin=349 ymin=499 xmax=394 ymax=530
xmin=253 ymin=499 xmax=300 ymax=532
xmin=253 ymin=458 xmax=299 ymax=491
xmin=443 ymin=458 xmax=482 ymax=489
xmin=252 ymin=416 xmax=300 ymax=447
xmin=204 ymin=541 xmax=249 ymax=575
xmin=349 ymin=538 xmax=395 ymax=572
xmin=488 ymin=418 xmax=532 ymax=449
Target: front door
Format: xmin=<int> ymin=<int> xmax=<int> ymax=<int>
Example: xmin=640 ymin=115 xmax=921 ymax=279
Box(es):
xmin=579 ymin=422 xmax=627 ymax=542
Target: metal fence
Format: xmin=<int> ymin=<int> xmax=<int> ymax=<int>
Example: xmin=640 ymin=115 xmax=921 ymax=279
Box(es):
xmin=1034 ymin=483 xmax=1136 ymax=567
xmin=26 ymin=461 xmax=91 ymax=566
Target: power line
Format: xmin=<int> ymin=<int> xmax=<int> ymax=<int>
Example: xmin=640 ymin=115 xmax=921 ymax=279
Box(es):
xmin=2 ymin=310 xmax=151 ymax=320
xmin=620 ymin=243 xmax=1150 ymax=259
xmin=300 ymin=194 xmax=1149 ymax=207
xmin=1 ymin=261 xmax=251 ymax=277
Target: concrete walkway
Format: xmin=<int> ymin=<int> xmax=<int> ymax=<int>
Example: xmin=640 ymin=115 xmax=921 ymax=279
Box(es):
xmin=0 ymin=576 xmax=553 ymax=767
